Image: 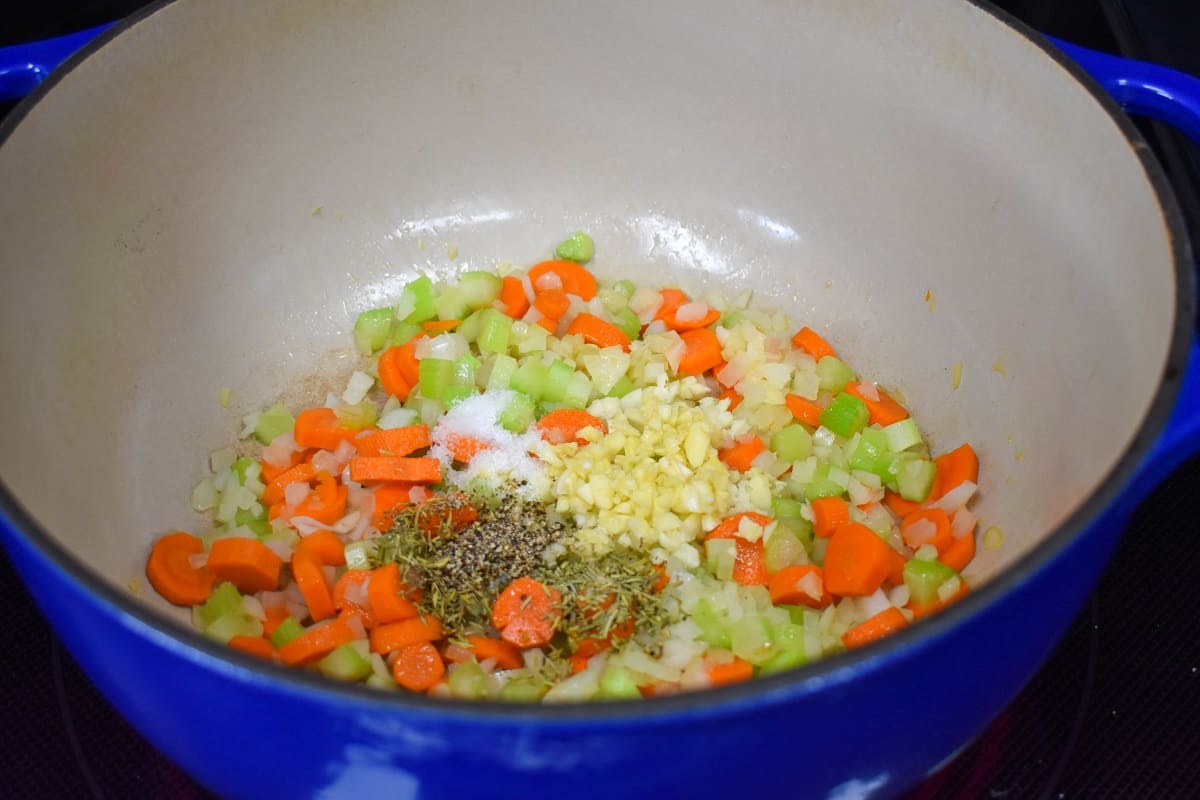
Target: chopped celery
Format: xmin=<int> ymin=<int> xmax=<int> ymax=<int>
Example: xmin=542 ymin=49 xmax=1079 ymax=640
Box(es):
xmin=269 ymin=617 xmax=305 ymax=648
xmin=607 ymin=375 xmax=635 ymax=398
xmin=234 ymin=508 xmax=271 ymax=538
xmin=883 ymin=417 xmax=922 ymax=452
xmin=771 ymin=495 xmax=806 ymax=520
xmin=231 ymin=457 xmax=257 ymax=485
xmin=705 ymin=538 xmax=737 ymax=582
xmin=612 ymin=279 xmax=635 ymax=299
xmin=777 ymin=515 xmax=814 ymax=545
xmin=770 ymin=424 xmax=813 ymax=462
xmin=764 ymin=527 xmax=807 ymax=572
xmin=434 ymin=285 xmax=470 ymax=322
xmin=456 ymin=309 xmax=486 ymax=342
xmin=895 ymin=455 xmax=937 ymax=502
xmin=389 ymin=320 xmax=422 ymax=347
xmin=448 ymin=659 xmax=490 ymax=699
xmin=486 ymin=353 xmax=519 ymax=393
xmin=816 ymin=356 xmax=856 ymax=393
xmin=498 ymin=392 xmax=536 ymax=433
xmin=198 ymin=582 xmax=243 ymax=628
xmin=903 ymin=559 xmax=960 ymax=606
xmin=459 ymin=271 xmax=503 ymax=309
xmin=730 ymin=615 xmax=775 ymax=665
xmin=477 ymin=309 xmax=513 ymax=354
xmin=344 ymin=540 xmax=374 ymax=571
xmin=453 ymin=353 xmax=479 ymax=385
xmin=398 ymin=276 xmax=437 ymax=323
xmin=611 ymin=308 xmax=641 ymax=341
xmin=499 ymin=678 xmax=547 ymax=702
xmin=419 ymin=358 xmax=455 ymax=401
xmin=803 ymin=463 xmax=846 ymax=501
xmin=542 ymin=360 xmax=575 ymax=403
xmin=561 ymin=371 xmax=592 ymax=409
xmin=819 ymin=393 xmax=869 ymax=438
xmin=319 ymin=643 xmax=374 ymax=682
xmin=510 ymin=359 xmax=549 ymax=401
xmin=443 ymin=384 xmax=477 ymax=408
xmin=253 ymin=402 xmax=294 ymax=445
xmin=599 ymin=663 xmax=641 ymax=699
xmin=334 ymin=400 xmax=379 ymax=430
xmin=205 ymin=611 xmax=263 ymax=644
xmin=354 ymin=307 xmax=394 ymax=355
xmin=555 ymin=231 xmax=595 ymax=264
xmin=760 ymin=644 xmax=807 ymax=674
xmin=691 ymin=598 xmax=731 ymax=649
xmin=760 ymin=620 xmax=807 ymax=673
xmin=849 ymin=427 xmax=894 ymax=479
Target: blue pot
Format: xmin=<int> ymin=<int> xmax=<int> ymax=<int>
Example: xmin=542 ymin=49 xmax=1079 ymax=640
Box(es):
xmin=1 ymin=2 xmax=1199 ymax=797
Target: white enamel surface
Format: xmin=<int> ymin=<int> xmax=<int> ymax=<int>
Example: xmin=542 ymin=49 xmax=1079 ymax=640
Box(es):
xmin=0 ymin=0 xmax=1177 ymax=620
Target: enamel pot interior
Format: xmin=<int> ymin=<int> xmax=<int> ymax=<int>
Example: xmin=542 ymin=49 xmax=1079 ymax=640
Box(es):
xmin=0 ymin=0 xmax=1181 ymax=701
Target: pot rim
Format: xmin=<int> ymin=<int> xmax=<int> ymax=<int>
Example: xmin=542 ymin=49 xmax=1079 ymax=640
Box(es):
xmin=0 ymin=0 xmax=1193 ymax=724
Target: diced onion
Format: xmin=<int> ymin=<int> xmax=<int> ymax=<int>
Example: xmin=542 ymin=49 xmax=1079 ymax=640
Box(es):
xmin=674 ymin=301 xmax=710 ymax=323
xmin=344 ymin=576 xmax=370 ymax=608
xmin=259 ymin=591 xmax=287 ymax=610
xmin=284 ymin=482 xmax=310 ymax=507
xmin=265 ymin=538 xmax=295 ymax=561
xmin=533 ymin=271 xmax=563 ymax=292
xmin=951 ymin=508 xmax=977 ymax=539
xmin=187 ymin=552 xmax=208 ymax=570
xmin=859 ymin=587 xmax=892 ymax=619
xmin=417 ymin=332 xmax=469 ymax=361
xmin=856 ymin=382 xmax=881 ymax=402
xmin=665 ymin=340 xmax=687 ymax=372
xmin=887 ymin=584 xmax=911 ymax=608
xmin=904 ymin=517 xmax=937 ymax=546
xmin=341 ymin=370 xmax=375 ymax=405
xmin=285 ymin=601 xmax=309 ymax=621
xmin=262 ymin=431 xmax=302 ymax=468
xmin=290 ymin=516 xmax=327 ymax=535
xmin=240 ymin=595 xmax=266 ymax=621
xmin=929 ymin=480 xmax=977 ymax=514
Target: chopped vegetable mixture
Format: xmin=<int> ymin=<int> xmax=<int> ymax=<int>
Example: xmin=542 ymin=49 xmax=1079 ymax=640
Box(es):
xmin=145 ymin=233 xmax=982 ymax=701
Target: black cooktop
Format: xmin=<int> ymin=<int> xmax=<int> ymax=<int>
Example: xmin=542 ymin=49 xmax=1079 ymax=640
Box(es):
xmin=2 ymin=2 xmax=1199 ymax=798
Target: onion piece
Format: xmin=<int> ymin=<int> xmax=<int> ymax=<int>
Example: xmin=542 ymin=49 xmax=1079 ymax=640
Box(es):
xmin=674 ymin=301 xmax=709 ymax=323
xmin=264 ymin=538 xmax=295 ymax=561
xmin=904 ymin=518 xmax=937 ymax=546
xmin=283 ymin=482 xmax=310 ymax=508
xmin=929 ymin=480 xmax=977 ymax=514
xmin=856 ymin=382 xmax=881 ymax=402
xmin=533 ymin=271 xmax=563 ymax=292
xmin=187 ymin=553 xmax=208 ymax=570
xmin=951 ymin=507 xmax=977 ymax=539
xmin=262 ymin=431 xmax=301 ymax=468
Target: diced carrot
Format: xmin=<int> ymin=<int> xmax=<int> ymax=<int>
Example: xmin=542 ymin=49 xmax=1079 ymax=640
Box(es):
xmin=422 ymin=319 xmax=460 ymax=333
xmin=491 ymin=577 xmax=563 ymax=649
xmin=277 ymin=617 xmax=358 ymax=666
xmin=349 ymin=456 xmax=442 ymax=484
xmin=369 ymin=615 xmax=444 ymax=654
xmin=842 ymin=607 xmax=909 ymax=649
xmin=292 ymin=471 xmax=348 ymax=526
xmin=768 ymin=564 xmax=832 ymax=608
xmin=822 ymin=523 xmax=895 ymax=597
xmin=883 ymin=490 xmax=922 ymax=518
xmin=528 ymin=259 xmax=598 ymax=301
xmin=262 ymin=462 xmax=316 ymax=506
xmin=535 ymin=409 xmax=608 ymax=446
xmin=652 ymin=563 xmax=670 ymax=593
xmin=939 ymin=530 xmax=977 ymax=573
xmin=466 ymin=635 xmax=524 ymax=670
xmin=718 ymin=387 xmax=743 ymax=410
xmin=653 ymin=288 xmax=687 ymax=325
xmin=676 ymin=328 xmax=723 ymax=376
xmin=707 ymin=658 xmax=754 ymax=687
xmin=366 ymin=563 xmax=420 ymax=624
xmin=371 ymin=484 xmax=414 ymax=529
xmin=227 ymin=635 xmax=276 ymax=661
xmin=295 ymin=529 xmax=346 ymax=566
xmin=565 ymin=312 xmax=631 ymax=351
xmin=928 ymin=444 xmax=980 ymax=503
xmin=444 ymin=432 xmax=493 ymax=463
xmin=205 ymin=537 xmax=283 ymax=594
xmin=785 ymin=393 xmax=824 ymax=427
xmin=412 ymin=493 xmax=479 ymax=536
xmin=293 ymin=407 xmax=358 ymax=451
xmin=391 ymin=642 xmax=446 ymax=691
xmin=706 ymin=512 xmax=773 ymax=540
xmin=844 ymin=382 xmax=909 ymax=427
xmin=885 ymin=548 xmax=907 ymax=588
xmin=535 ymin=316 xmax=557 ymax=333
xmin=355 ymin=425 xmax=432 ymax=457
xmin=705 ymin=513 xmax=773 ymax=586
xmin=811 ymin=496 xmax=850 ymax=538
xmin=655 ymin=288 xmax=721 ymax=331
xmin=499 ymin=275 xmax=530 ymax=318
xmin=260 ymin=447 xmax=309 ymax=484
xmin=791 ymin=326 xmax=836 ymax=360
xmin=145 ymin=531 xmax=214 ymax=607
xmin=332 ymin=569 xmax=372 ymax=615
xmin=378 ymin=346 xmax=413 ymax=400
xmin=291 ymin=551 xmax=336 ymax=622
xmin=900 ymin=508 xmax=954 ymax=555
xmin=262 ymin=605 xmax=291 ymax=637
xmin=533 ymin=289 xmax=571 ymax=320
xmin=394 ymin=335 xmax=424 ymax=387
xmin=718 ymin=435 xmax=765 ymax=472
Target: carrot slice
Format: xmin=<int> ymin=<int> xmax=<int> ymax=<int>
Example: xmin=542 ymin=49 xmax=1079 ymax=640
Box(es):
xmin=707 ymin=658 xmax=754 ymax=687
xmin=277 ymin=617 xmax=358 ymax=666
xmin=928 ymin=444 xmax=980 ymax=503
xmin=466 ymin=635 xmax=524 ymax=670
xmin=332 ymin=569 xmax=372 ymax=612
xmin=371 ymin=484 xmax=415 ymax=529
xmin=499 ymin=275 xmax=530 ymax=318
xmin=262 ymin=605 xmax=290 ymax=637
xmin=939 ymin=530 xmax=977 ymax=573
xmin=654 ymin=288 xmax=722 ymax=331
xmin=784 ymin=393 xmax=824 ymax=427
xmin=262 ymin=462 xmax=317 ymax=507
xmin=295 ymin=529 xmax=346 ymax=566
xmin=205 ymin=537 xmax=283 ymax=594
xmin=391 ymin=642 xmax=446 ymax=691
xmin=444 ymin=432 xmax=494 ymax=462
xmin=377 ymin=346 xmax=413 ymax=400
xmin=227 ymin=635 xmax=276 ymax=661
xmin=768 ymin=564 xmax=832 ymax=608
xmin=842 ymin=607 xmax=909 ymax=649
xmin=705 ymin=513 xmax=772 ymax=587
xmin=355 ymin=425 xmax=432 ymax=458
xmin=293 ymin=407 xmax=358 ymax=451
xmin=532 ymin=289 xmax=571 ymax=320
xmin=718 ymin=387 xmax=743 ymax=410
xmin=422 ymin=319 xmax=460 ymax=333
xmin=900 ymin=508 xmax=954 ymax=555
xmin=811 ymin=496 xmax=850 ymax=538
xmin=291 ymin=551 xmax=336 ymax=622
xmin=349 ymin=456 xmax=442 ymax=484
xmin=718 ymin=435 xmax=765 ymax=472
xmin=369 ymin=615 xmax=444 ymax=654
xmin=883 ymin=490 xmax=922 ymax=518
xmin=145 ymin=531 xmax=214 ymax=607
xmin=677 ymin=328 xmax=723 ymax=375
xmin=844 ymin=382 xmax=909 ymax=427
xmin=535 ymin=409 xmax=608 ymax=446
xmin=565 ymin=312 xmax=631 ymax=351
xmin=260 ymin=447 xmax=309 ymax=484
xmin=491 ymin=577 xmax=563 ymax=649
xmin=822 ymin=523 xmax=895 ymax=597
xmin=653 ymin=288 xmax=687 ymax=325
xmin=791 ymin=326 xmax=836 ymax=360
xmin=528 ymin=259 xmax=598 ymax=300
xmin=394 ymin=335 xmax=424 ymax=387
xmin=366 ymin=563 xmax=420 ymax=624
xmin=292 ymin=471 xmax=348 ymax=526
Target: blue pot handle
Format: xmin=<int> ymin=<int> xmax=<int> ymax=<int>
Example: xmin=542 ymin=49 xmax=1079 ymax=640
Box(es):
xmin=0 ymin=24 xmax=111 ymax=103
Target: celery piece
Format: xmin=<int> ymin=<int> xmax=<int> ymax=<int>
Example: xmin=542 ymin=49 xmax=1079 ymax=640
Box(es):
xmin=883 ymin=417 xmax=922 ymax=452
xmin=334 ymin=400 xmax=379 ymax=430
xmin=778 ymin=604 xmax=809 ymax=626
xmin=770 ymin=424 xmax=813 ymax=462
xmin=205 ymin=611 xmax=263 ymax=644
xmin=231 ymin=457 xmax=257 ymax=485
xmin=771 ymin=495 xmax=806 ymax=521
xmin=389 ymin=320 xmax=422 ymax=347
xmin=561 ymin=371 xmax=592 ymax=409
xmin=760 ymin=620 xmax=806 ymax=673
xmin=198 ymin=582 xmax=243 ymax=628
xmin=344 ymin=541 xmax=374 ymax=571
xmin=434 ymin=285 xmax=470 ymax=322
xmin=607 ymin=375 xmax=635 ymax=398
xmin=803 ymin=463 xmax=846 ymax=501
xmin=692 ymin=598 xmax=732 ymax=649
xmin=760 ymin=643 xmax=807 ymax=674
xmin=319 ymin=643 xmax=374 ymax=682
xmin=555 ymin=231 xmax=595 ymax=264
xmin=599 ymin=663 xmax=641 ymax=699
xmin=730 ymin=615 xmax=775 ymax=665
xmin=498 ymin=392 xmax=536 ymax=433
xmin=764 ymin=527 xmax=807 ymax=572
xmin=542 ymin=360 xmax=575 ymax=403
xmin=612 ymin=279 xmax=634 ymax=299
xmin=486 ymin=353 xmax=519 ymax=393
xmin=447 ymin=659 xmax=490 ymax=699
xmin=903 ymin=559 xmax=960 ymax=606
xmin=510 ymin=359 xmax=549 ymax=401
xmin=234 ymin=509 xmax=271 ymax=538
xmin=816 ymin=356 xmax=856 ymax=393
xmin=354 ymin=307 xmax=394 ymax=355
xmin=253 ymin=402 xmax=294 ymax=445
xmin=443 ymin=384 xmax=477 ymax=408
xmin=477 ymin=309 xmax=513 ymax=354
xmin=419 ymin=358 xmax=455 ymax=401
xmin=609 ymin=308 xmax=640 ymax=342
xmin=895 ymin=455 xmax=937 ymax=502
xmin=819 ymin=393 xmax=869 ymax=438
xmin=453 ymin=353 xmax=479 ymax=386
xmin=456 ymin=309 xmax=486 ymax=343
xmin=777 ymin=515 xmax=814 ymax=545
xmin=268 ymin=617 xmax=305 ymax=648
xmin=705 ymin=538 xmax=737 ymax=582
xmin=459 ymin=271 xmax=503 ymax=309
xmin=499 ymin=678 xmax=547 ymax=702
xmin=398 ymin=276 xmax=437 ymax=324
xmin=849 ymin=427 xmax=894 ymax=479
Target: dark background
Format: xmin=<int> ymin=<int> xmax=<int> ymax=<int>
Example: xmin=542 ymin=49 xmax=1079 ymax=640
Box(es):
xmin=2 ymin=1 xmax=1199 ymax=798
